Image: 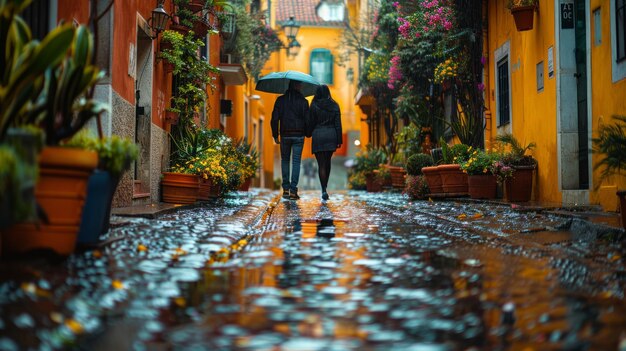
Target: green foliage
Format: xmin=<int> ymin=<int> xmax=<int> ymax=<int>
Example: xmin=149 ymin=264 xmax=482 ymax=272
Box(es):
xmin=459 ymin=148 xmax=497 ymax=175
xmin=592 ymin=115 xmax=626 ymax=185
xmin=0 ymin=1 xmax=103 ymax=145
xmin=396 ymin=123 xmax=422 ymax=158
xmin=64 ymin=130 xmax=139 ymax=177
xmin=406 ymin=153 xmax=434 ymax=176
xmin=348 ymin=171 xmax=367 ymax=190
xmin=354 ymin=146 xmax=387 ymax=174
xmin=160 ymin=30 xmax=219 ymax=124
xmin=228 ymin=1 xmax=281 ymax=80
xmin=495 ymin=133 xmax=537 ymax=167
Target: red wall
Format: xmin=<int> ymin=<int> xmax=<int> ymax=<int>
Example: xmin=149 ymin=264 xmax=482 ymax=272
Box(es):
xmin=57 ymin=0 xmax=89 ymax=24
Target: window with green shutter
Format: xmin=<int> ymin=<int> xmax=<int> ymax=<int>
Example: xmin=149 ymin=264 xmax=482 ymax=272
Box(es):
xmin=310 ymin=49 xmax=333 ymax=85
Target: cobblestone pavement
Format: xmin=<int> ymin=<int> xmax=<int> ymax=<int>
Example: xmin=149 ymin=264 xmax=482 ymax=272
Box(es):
xmin=1 ymin=190 xmax=625 ymax=351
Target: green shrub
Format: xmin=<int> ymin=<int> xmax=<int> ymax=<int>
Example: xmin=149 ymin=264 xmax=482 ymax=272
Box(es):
xmin=406 ymin=153 xmax=434 ymax=176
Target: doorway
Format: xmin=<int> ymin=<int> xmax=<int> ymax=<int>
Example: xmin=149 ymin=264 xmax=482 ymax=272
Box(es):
xmin=557 ymin=0 xmax=591 ymax=203
xmin=134 ymin=23 xmax=154 ymax=198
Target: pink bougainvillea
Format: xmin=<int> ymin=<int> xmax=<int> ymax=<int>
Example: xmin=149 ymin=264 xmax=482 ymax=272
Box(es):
xmin=399 ymin=0 xmax=455 ymax=39
xmin=387 ymin=55 xmax=402 ymax=89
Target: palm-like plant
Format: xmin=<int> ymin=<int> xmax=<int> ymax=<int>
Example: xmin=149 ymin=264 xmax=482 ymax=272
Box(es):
xmin=592 ymin=115 xmax=626 ymax=184
xmin=496 ymin=133 xmax=537 ymax=167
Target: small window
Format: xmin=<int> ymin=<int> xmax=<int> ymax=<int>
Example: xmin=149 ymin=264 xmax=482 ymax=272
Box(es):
xmin=497 ymin=57 xmax=510 ymax=126
xmin=617 ymin=0 xmax=626 ymax=61
xmin=310 ymin=49 xmax=334 ymax=85
xmin=21 ymin=0 xmax=51 ymax=40
xmin=593 ymin=8 xmax=602 ymax=46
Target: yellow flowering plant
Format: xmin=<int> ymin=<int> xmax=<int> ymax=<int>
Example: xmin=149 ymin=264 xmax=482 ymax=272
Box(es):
xmin=434 ymin=58 xmax=459 ymax=84
xmin=459 ymin=149 xmax=498 ymax=175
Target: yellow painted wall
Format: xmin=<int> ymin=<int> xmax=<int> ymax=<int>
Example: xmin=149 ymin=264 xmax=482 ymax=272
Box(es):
xmin=588 ymin=0 xmax=626 ymax=211
xmin=486 ymin=0 xmax=560 ymax=203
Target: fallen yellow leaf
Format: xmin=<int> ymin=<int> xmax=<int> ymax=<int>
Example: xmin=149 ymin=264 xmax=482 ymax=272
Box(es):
xmin=65 ymin=319 xmax=84 ymax=334
xmin=137 ymin=244 xmax=148 ymax=252
xmin=111 ymin=280 xmax=125 ymax=290
xmin=174 ymin=297 xmax=186 ymax=308
xmin=472 ymin=213 xmax=484 ymax=219
xmin=92 ymin=250 xmax=102 ymax=258
xmin=457 ymin=214 xmax=467 ymax=220
xmin=50 ymin=312 xmax=63 ymax=324
xmin=20 ymin=282 xmax=36 ymax=294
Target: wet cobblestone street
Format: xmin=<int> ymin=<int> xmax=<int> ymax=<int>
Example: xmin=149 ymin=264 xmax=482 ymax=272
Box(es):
xmin=1 ymin=190 xmax=626 ymax=350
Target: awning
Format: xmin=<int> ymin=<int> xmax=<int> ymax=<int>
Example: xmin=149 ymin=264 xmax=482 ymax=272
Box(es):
xmin=218 ymin=64 xmax=247 ymax=86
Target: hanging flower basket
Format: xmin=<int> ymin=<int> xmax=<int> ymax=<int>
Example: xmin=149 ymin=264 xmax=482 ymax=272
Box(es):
xmin=510 ymin=5 xmax=536 ymax=31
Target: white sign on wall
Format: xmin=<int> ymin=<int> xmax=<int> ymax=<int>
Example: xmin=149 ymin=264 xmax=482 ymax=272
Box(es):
xmin=548 ymin=46 xmax=554 ymax=78
xmin=128 ymin=42 xmax=136 ymax=79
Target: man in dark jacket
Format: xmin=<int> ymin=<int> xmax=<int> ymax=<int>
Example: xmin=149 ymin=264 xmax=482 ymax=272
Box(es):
xmin=271 ymin=80 xmax=310 ymax=200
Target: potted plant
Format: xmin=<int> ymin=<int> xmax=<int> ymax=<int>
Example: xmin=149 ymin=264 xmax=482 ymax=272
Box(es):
xmin=592 ymin=115 xmax=626 ymax=229
xmin=460 ymin=149 xmax=498 ymax=199
xmin=64 ymin=131 xmax=139 ymax=245
xmin=507 ymin=0 xmax=538 ymax=32
xmin=438 ymin=141 xmax=471 ymax=196
xmin=194 ymin=149 xmax=226 ymax=199
xmin=235 ymin=139 xmax=260 ymax=191
xmin=353 ymin=147 xmax=387 ymax=192
xmin=1 ymin=2 xmax=105 ymax=256
xmin=496 ymin=133 xmax=537 ymax=202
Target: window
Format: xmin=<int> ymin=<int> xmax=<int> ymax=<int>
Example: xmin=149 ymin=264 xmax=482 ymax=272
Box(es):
xmin=310 ymin=49 xmax=334 ymax=84
xmin=593 ymin=8 xmax=602 ymax=46
xmin=22 ymin=0 xmax=50 ymax=40
xmin=617 ymin=0 xmax=626 ymax=61
xmin=497 ymin=57 xmax=510 ymax=126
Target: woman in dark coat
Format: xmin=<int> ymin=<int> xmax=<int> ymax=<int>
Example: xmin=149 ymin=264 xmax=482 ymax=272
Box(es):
xmin=308 ymin=85 xmax=342 ymax=200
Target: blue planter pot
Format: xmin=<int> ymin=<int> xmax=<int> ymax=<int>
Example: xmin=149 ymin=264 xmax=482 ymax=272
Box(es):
xmin=77 ymin=170 xmax=113 ymax=245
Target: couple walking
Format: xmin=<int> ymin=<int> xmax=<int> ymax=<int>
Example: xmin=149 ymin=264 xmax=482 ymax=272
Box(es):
xmin=271 ymin=80 xmax=342 ymax=201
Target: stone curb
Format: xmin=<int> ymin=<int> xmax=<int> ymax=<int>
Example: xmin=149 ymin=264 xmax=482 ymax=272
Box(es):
xmin=436 ymin=196 xmax=625 ymax=240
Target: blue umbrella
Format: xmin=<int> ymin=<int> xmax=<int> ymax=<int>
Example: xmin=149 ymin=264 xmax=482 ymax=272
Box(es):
xmin=255 ymin=71 xmax=320 ymax=97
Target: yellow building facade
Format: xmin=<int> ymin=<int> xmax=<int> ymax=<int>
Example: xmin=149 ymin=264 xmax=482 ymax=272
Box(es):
xmin=485 ymin=0 xmax=626 ymax=209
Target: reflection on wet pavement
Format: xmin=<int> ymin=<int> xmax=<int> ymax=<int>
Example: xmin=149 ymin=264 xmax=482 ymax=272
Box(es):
xmin=1 ymin=190 xmax=625 ymax=350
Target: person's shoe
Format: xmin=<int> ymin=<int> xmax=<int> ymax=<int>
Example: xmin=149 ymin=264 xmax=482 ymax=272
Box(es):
xmin=322 ymin=192 xmax=329 ymax=201
xmin=282 ymin=190 xmax=290 ymax=199
xmin=289 ymin=189 xmax=300 ymax=200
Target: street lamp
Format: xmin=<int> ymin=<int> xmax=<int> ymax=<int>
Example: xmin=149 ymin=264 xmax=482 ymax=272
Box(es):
xmin=287 ymin=38 xmax=301 ymax=58
xmin=148 ymin=3 xmax=170 ymax=39
xmin=282 ymin=16 xmax=300 ymax=40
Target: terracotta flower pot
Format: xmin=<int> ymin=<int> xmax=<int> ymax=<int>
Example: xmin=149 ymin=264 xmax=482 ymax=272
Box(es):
xmin=365 ymin=172 xmax=383 ymax=192
xmin=192 ymin=19 xmax=211 ymax=39
xmin=180 ymin=0 xmax=205 ymax=13
xmin=165 ymin=110 xmax=179 ymax=124
xmin=422 ymin=166 xmax=443 ymax=195
xmin=468 ymin=174 xmax=497 ymax=199
xmin=161 ymin=172 xmax=199 ymax=204
xmin=438 ymin=164 xmax=468 ymax=195
xmin=238 ymin=177 xmax=252 ymax=191
xmin=2 ymin=147 xmax=98 ymax=256
xmin=505 ymin=165 xmax=535 ymax=202
xmin=511 ymin=5 xmax=536 ymax=31
xmin=198 ymin=176 xmax=220 ymax=200
xmin=387 ymin=165 xmax=407 ymax=189
xmin=617 ymin=190 xmax=626 ymax=230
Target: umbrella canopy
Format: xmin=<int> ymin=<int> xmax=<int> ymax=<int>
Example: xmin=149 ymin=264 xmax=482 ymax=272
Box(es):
xmin=255 ymin=71 xmax=320 ymax=97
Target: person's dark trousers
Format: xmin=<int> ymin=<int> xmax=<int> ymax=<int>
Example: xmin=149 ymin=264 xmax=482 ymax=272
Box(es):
xmin=315 ymin=151 xmax=333 ymax=192
xmin=280 ymin=136 xmax=305 ymax=193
